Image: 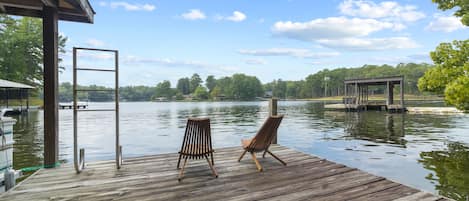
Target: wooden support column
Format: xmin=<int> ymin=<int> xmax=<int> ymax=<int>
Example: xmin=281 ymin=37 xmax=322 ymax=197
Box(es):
xmin=389 ymin=84 xmax=394 ymax=105
xmin=269 ymin=98 xmax=278 ymax=144
xmin=400 ymin=79 xmax=404 ymax=107
xmin=43 ymin=4 xmax=59 ymax=168
xmin=26 ymin=89 xmax=30 ymax=110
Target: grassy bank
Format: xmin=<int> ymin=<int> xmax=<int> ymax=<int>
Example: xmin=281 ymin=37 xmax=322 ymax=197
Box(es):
xmin=1 ymin=98 xmax=43 ymax=107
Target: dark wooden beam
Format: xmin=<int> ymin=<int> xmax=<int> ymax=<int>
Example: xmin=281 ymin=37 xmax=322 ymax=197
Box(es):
xmin=43 ymin=4 xmax=59 ymax=168
xmin=41 ymin=0 xmax=57 ymax=7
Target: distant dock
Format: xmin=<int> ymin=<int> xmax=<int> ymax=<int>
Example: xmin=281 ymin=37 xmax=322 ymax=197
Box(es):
xmin=59 ymin=102 xmax=88 ymax=109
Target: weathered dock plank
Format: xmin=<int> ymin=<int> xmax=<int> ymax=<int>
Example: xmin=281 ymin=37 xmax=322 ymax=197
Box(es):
xmin=0 ymin=145 xmax=448 ymax=201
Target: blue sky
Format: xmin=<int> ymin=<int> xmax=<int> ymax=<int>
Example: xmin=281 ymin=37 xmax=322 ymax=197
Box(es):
xmin=58 ymin=0 xmax=468 ymax=87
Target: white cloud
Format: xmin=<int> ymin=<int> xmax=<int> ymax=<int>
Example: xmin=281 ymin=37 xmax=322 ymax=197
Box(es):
xmin=238 ymin=48 xmax=340 ymax=58
xmin=216 ymin=11 xmax=247 ymax=22
xmin=181 ymin=9 xmax=206 ymax=20
xmin=317 ymin=37 xmax=419 ymax=51
xmin=272 ymin=17 xmax=394 ymax=41
xmin=102 ymin=1 xmax=156 ymax=11
xmin=425 ymin=14 xmax=466 ymax=32
xmin=371 ymin=53 xmax=432 ymax=64
xmin=338 ymin=0 xmax=425 ymax=22
xmin=227 ymin=11 xmax=247 ymax=22
xmin=85 ymin=39 xmax=105 ymax=47
xmin=244 ymin=58 xmax=267 ymax=65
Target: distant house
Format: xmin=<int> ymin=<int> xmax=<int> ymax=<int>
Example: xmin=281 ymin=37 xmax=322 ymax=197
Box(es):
xmin=154 ymin=97 xmax=168 ymax=102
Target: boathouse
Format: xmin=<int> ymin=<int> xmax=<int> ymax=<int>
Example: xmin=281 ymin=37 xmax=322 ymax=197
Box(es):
xmin=343 ymin=76 xmax=406 ymax=112
xmin=0 ymin=79 xmax=34 ymax=113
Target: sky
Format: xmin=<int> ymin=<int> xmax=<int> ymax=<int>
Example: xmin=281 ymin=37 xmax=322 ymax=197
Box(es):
xmin=58 ymin=0 xmax=468 ymax=87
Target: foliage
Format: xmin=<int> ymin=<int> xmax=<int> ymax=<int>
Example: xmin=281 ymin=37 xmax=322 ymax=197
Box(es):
xmin=419 ymin=142 xmax=469 ymax=201
xmin=190 ymin=73 xmax=202 ymax=93
xmin=120 ymin=85 xmax=156 ymax=101
xmin=432 ymin=0 xmax=469 ymax=25
xmin=193 ymin=86 xmax=209 ymax=100
xmin=155 ymin=80 xmax=174 ymax=100
xmin=0 ymin=16 xmax=67 ymax=87
xmin=445 ymin=76 xmax=469 ymax=111
xmin=205 ymin=75 xmax=216 ymax=92
xmin=230 ymin=74 xmax=264 ymax=100
xmin=176 ymin=78 xmax=190 ymax=95
xmin=418 ymin=40 xmax=469 ymax=111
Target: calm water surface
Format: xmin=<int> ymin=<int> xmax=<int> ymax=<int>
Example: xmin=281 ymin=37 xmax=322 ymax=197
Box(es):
xmin=11 ymin=101 xmax=469 ymax=200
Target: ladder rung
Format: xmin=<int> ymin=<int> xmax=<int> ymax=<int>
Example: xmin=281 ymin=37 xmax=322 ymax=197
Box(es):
xmin=75 ymin=89 xmax=115 ymax=92
xmin=76 ymin=68 xmax=116 ymax=72
xmin=77 ymin=109 xmax=116 ymax=112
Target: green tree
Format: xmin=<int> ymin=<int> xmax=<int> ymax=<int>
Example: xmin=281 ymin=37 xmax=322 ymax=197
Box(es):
xmin=0 ymin=16 xmax=67 ymax=87
xmin=155 ymin=80 xmax=174 ymax=100
xmin=193 ymin=86 xmax=209 ymax=100
xmin=205 ymin=75 xmax=216 ymax=92
xmin=176 ymin=77 xmax=190 ymax=95
xmin=210 ymin=86 xmax=221 ymax=100
xmin=418 ymin=40 xmax=469 ymax=111
xmin=231 ymin=74 xmax=264 ymax=100
xmin=190 ymin=73 xmax=202 ymax=93
xmin=432 ymin=0 xmax=469 ymax=26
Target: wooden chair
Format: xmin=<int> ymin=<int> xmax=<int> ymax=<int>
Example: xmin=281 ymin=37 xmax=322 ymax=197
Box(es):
xmin=238 ymin=115 xmax=286 ymax=171
xmin=177 ymin=117 xmax=217 ymax=181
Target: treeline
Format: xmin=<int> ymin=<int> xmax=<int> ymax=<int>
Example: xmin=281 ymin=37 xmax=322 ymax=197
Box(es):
xmin=58 ymin=63 xmax=433 ymax=102
xmin=269 ymin=63 xmax=433 ymax=99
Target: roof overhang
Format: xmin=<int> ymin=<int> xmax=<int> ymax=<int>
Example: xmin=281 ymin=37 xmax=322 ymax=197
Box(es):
xmin=0 ymin=0 xmax=95 ymax=23
xmin=0 ymin=79 xmax=35 ymax=89
xmin=344 ymin=76 xmax=404 ymax=86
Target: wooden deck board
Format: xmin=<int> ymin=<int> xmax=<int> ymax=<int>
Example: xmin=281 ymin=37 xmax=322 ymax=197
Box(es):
xmin=0 ymin=145 xmax=448 ymax=201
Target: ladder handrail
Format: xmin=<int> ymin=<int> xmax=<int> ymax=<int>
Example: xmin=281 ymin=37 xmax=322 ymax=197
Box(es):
xmin=73 ymin=47 xmax=122 ymax=174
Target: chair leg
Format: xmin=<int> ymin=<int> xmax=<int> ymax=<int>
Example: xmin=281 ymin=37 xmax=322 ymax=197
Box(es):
xmin=211 ymin=152 xmax=215 ymax=166
xmin=262 ymin=151 xmax=267 ymax=158
xmin=267 ymin=150 xmax=287 ymax=166
xmin=238 ymin=150 xmax=247 ymax=162
xmin=177 ymin=154 xmax=182 ymax=169
xmin=205 ymin=155 xmax=218 ymax=178
xmin=178 ymin=157 xmax=188 ymax=181
xmin=250 ymin=152 xmax=263 ymax=172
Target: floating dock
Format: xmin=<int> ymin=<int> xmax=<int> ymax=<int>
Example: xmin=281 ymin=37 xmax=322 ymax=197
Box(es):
xmin=0 ymin=145 xmax=447 ymax=201
xmin=59 ymin=102 xmax=88 ymax=109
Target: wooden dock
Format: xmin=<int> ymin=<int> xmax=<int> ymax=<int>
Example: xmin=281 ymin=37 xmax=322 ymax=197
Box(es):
xmin=0 ymin=145 xmax=447 ymax=201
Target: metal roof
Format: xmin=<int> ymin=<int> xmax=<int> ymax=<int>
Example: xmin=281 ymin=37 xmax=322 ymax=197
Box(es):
xmin=344 ymin=76 xmax=404 ymax=85
xmin=0 ymin=79 xmax=34 ymax=89
xmin=0 ymin=0 xmax=95 ymax=23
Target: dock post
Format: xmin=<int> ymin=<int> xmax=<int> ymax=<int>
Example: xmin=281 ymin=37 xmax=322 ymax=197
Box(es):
xmin=269 ymin=98 xmax=278 ymax=144
xmin=43 ymin=4 xmax=59 ymax=168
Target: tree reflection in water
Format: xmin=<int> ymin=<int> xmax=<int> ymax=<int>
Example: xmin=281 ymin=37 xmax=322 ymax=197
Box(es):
xmin=419 ymin=142 xmax=469 ymax=201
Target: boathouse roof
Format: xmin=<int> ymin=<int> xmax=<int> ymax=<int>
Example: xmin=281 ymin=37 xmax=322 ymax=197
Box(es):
xmin=344 ymin=76 xmax=404 ymax=85
xmin=0 ymin=79 xmax=35 ymax=89
xmin=0 ymin=0 xmax=95 ymax=23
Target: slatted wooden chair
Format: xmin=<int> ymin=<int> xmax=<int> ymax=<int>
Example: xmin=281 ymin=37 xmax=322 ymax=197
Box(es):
xmin=238 ymin=115 xmax=286 ymax=171
xmin=177 ymin=117 xmax=217 ymax=181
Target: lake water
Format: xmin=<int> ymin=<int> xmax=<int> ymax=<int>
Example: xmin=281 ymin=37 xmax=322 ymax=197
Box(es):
xmin=10 ymin=101 xmax=469 ymax=200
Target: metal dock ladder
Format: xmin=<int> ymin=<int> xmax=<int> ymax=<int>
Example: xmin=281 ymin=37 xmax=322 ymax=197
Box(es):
xmin=72 ymin=47 xmax=122 ymax=173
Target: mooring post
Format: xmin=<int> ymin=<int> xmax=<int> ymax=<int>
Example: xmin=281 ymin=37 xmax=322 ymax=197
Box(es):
xmin=269 ymin=98 xmax=278 ymax=144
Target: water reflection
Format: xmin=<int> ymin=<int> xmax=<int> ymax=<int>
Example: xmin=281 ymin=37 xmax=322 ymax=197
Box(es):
xmin=12 ymin=111 xmax=43 ymax=170
xmin=419 ymin=142 xmax=469 ymax=201
xmin=342 ymin=112 xmax=406 ymax=146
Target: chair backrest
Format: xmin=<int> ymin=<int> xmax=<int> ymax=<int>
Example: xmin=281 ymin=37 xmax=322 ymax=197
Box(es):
xmin=247 ymin=115 xmax=284 ymax=152
xmin=179 ymin=117 xmax=214 ymax=159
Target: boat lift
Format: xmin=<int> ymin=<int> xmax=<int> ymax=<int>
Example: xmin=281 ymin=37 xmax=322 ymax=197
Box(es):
xmin=73 ymin=47 xmax=122 ymax=173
